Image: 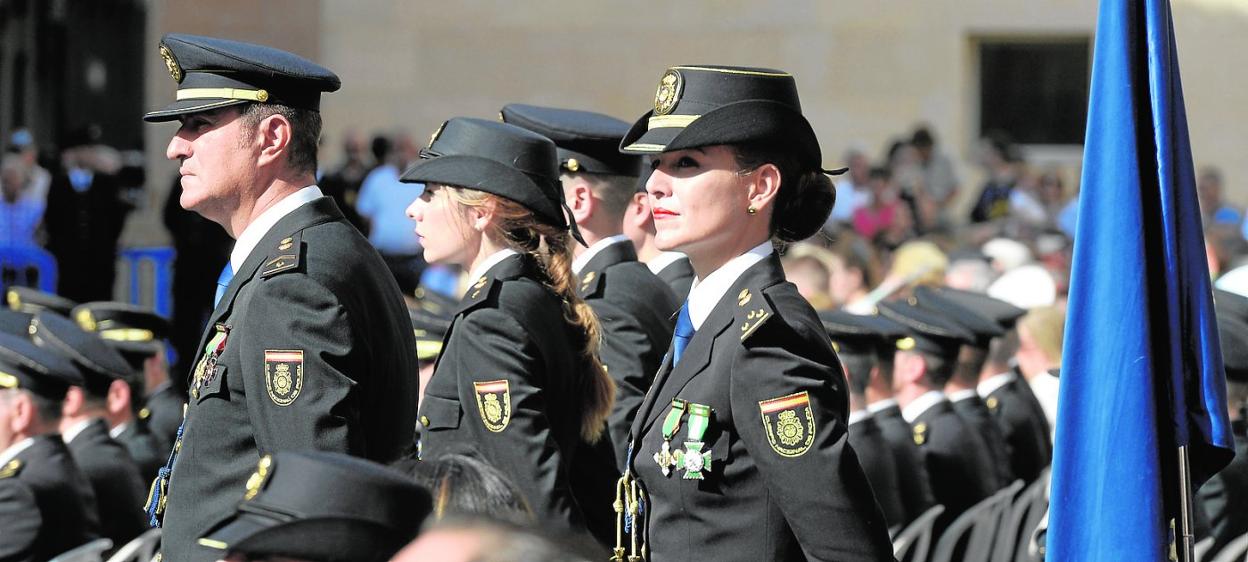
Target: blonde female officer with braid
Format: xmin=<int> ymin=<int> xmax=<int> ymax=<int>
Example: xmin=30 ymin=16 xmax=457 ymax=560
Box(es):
xmin=402 ymin=117 xmax=614 ymax=530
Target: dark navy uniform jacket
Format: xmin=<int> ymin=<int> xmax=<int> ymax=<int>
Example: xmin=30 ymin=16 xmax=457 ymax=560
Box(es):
xmin=848 ymin=415 xmax=907 ymax=529
xmin=982 ymin=374 xmax=1052 ymax=483
xmin=11 ymin=434 xmax=101 ymax=561
xmin=418 ymin=252 xmax=593 ymax=530
xmin=871 ymin=402 xmax=938 ymax=525
xmin=0 ymin=465 xmax=40 ymax=562
xmin=66 ymin=418 xmax=147 ymax=549
xmin=655 ymin=255 xmax=695 ymax=303
xmin=626 ymin=254 xmax=894 ymax=561
xmin=950 ymin=394 xmax=1014 ymax=488
xmin=570 ymin=240 xmax=678 ymax=546
xmin=160 ymin=197 xmax=418 ymax=562
xmin=909 ymin=398 xmax=999 ymax=531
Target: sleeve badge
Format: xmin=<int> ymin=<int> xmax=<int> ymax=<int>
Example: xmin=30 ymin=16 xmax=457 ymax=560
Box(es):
xmin=473 ymin=380 xmax=512 ymax=433
xmin=264 ymin=350 xmax=304 ymax=406
xmin=758 ymin=391 xmax=816 ymax=457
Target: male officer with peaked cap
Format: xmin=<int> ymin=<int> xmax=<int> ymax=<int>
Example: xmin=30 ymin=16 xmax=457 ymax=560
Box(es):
xmin=198 ymin=451 xmax=433 ymax=562
xmin=143 ymin=33 xmax=418 ymax=562
xmin=502 ymin=103 xmax=679 ymax=546
xmin=880 ymin=299 xmax=999 ymax=531
xmin=0 ymin=332 xmax=101 ymax=560
xmin=31 ymin=312 xmax=149 ymax=550
xmin=70 ymin=302 xmax=173 ymax=479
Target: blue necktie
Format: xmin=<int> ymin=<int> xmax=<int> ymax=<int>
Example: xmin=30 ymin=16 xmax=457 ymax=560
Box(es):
xmin=214 ymin=263 xmax=234 ymax=307
xmin=672 ymin=302 xmax=695 ymax=365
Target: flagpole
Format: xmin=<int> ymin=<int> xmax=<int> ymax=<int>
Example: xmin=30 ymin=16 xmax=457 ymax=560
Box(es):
xmin=1176 ymin=445 xmax=1195 ymax=562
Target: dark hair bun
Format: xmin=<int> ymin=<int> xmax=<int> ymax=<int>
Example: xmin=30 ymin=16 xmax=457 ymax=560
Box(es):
xmin=774 ymin=171 xmax=835 ymax=242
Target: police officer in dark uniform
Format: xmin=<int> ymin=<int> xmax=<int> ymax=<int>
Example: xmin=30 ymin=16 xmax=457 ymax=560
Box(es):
xmin=858 ymin=311 xmax=938 ymax=527
xmin=70 ymin=302 xmax=172 ymax=480
xmin=0 ymin=462 xmax=40 ymax=562
xmin=821 ymin=310 xmax=908 ymax=530
xmin=31 ymin=312 xmax=148 ymax=549
xmin=613 ymin=65 xmax=894 ymax=561
xmin=501 ymin=104 xmax=679 ymax=546
xmin=197 ymin=451 xmax=433 ymax=562
xmin=879 ymin=299 xmax=999 ymax=529
xmin=401 ymin=117 xmax=614 ymax=530
xmin=911 ymin=286 xmax=1015 ymax=488
xmin=936 ymin=286 xmax=1052 ymax=484
xmin=0 ymin=332 xmax=101 ymax=560
xmin=142 ymin=34 xmax=418 ymax=562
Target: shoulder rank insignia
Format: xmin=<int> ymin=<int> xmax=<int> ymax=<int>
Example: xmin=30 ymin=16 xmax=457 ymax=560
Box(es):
xmin=260 ymin=232 xmax=304 ymax=278
xmin=264 ymin=350 xmax=304 ymax=406
xmin=473 ymin=380 xmax=511 ymax=432
xmin=463 ymin=275 xmax=494 ymax=306
xmin=243 ymin=455 xmax=273 ymax=501
xmin=985 ymin=396 xmax=1000 ymax=411
xmin=579 ymin=270 xmax=603 ymax=298
xmin=913 ymin=422 xmax=928 ymax=446
xmin=0 ymin=459 xmax=22 ymax=478
xmin=737 ymin=288 xmax=774 ymax=341
xmin=758 ymin=391 xmax=816 ymax=457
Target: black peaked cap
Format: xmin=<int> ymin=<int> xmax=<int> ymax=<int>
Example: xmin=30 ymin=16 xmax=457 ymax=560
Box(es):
xmin=6 ymin=287 xmax=77 ymax=316
xmin=819 ymin=310 xmax=905 ymax=356
xmin=619 ymin=65 xmax=835 ymax=173
xmin=145 ymin=33 xmax=340 ymax=122
xmin=502 ymin=104 xmax=642 ymax=177
xmin=30 ymin=312 xmax=134 ymax=393
xmin=400 ymin=117 xmax=583 ymax=244
xmin=0 ymin=332 xmax=84 ymax=399
xmin=878 ymin=299 xmax=975 ymax=361
xmin=923 ymin=286 xmax=1026 ymax=330
xmin=0 ymin=309 xmax=32 ymax=338
xmin=912 ymin=286 xmax=1005 ymax=347
xmin=200 ymin=451 xmax=432 ymax=562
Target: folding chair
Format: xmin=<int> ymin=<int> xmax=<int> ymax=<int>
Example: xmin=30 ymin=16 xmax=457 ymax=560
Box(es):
xmin=893 ymin=504 xmax=945 ymax=562
xmin=993 ymin=476 xmax=1048 ymax=561
xmin=930 ymin=491 xmax=1007 ymax=562
xmin=49 ymin=538 xmax=113 ymax=562
xmin=105 ymin=529 xmax=162 ymax=562
xmin=1210 ymin=532 xmax=1248 ymax=562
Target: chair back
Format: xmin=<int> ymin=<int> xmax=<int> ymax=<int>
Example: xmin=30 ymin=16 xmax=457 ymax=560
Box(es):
xmin=49 ymin=538 xmax=113 ymax=562
xmin=0 ymin=244 xmax=57 ymax=293
xmin=105 ymin=529 xmax=162 ymax=562
xmin=894 ymin=504 xmax=946 ymax=562
xmin=1210 ymin=532 xmax=1248 ymax=562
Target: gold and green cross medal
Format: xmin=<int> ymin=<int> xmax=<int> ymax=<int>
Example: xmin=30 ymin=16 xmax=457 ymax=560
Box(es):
xmin=674 ymin=403 xmax=712 ymax=480
xmin=653 ymin=399 xmax=686 ymax=476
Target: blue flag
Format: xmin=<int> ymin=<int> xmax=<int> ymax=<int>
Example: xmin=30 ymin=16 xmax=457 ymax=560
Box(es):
xmin=1046 ymin=0 xmax=1236 ymax=560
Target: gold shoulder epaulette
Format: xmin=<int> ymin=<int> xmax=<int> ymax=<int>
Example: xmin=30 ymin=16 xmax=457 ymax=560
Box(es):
xmin=0 ymin=459 xmax=23 ymax=478
xmin=260 ymin=231 xmax=305 ymax=278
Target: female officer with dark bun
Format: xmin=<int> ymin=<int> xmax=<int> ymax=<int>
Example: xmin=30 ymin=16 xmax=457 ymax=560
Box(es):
xmin=400 ymin=118 xmax=614 ymax=530
xmin=612 ymin=66 xmax=894 ymax=561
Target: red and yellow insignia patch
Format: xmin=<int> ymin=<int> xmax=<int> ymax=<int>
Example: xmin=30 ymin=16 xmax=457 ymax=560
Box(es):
xmin=473 ymin=380 xmax=511 ymax=432
xmin=758 ymin=391 xmax=816 ymax=457
xmin=264 ymin=350 xmax=304 ymax=406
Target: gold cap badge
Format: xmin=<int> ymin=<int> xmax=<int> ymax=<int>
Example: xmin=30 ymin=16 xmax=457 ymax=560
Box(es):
xmin=160 ymin=44 xmax=183 ymax=83
xmin=654 ymin=69 xmax=683 ymax=116
xmin=75 ymin=309 xmax=97 ymax=332
xmin=565 ymin=158 xmax=580 ymax=172
xmin=896 ymin=337 xmax=916 ymax=351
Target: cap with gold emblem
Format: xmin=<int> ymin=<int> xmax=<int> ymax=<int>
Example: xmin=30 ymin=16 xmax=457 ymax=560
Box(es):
xmin=618 ymin=65 xmax=834 ymax=173
xmin=198 ymin=451 xmax=432 ymax=562
xmin=70 ymin=302 xmax=170 ymax=372
xmin=144 ymin=33 xmax=341 ymax=123
xmin=0 ymin=331 xmax=84 ymax=399
xmin=6 ymin=286 xmax=77 ymax=316
xmin=30 ymin=311 xmax=135 ymax=394
xmin=0 ymin=309 xmax=32 ymax=338
xmin=501 ymin=104 xmax=642 ymax=177
xmin=817 ymin=310 xmax=905 ymax=357
xmin=878 ymin=299 xmax=975 ymax=362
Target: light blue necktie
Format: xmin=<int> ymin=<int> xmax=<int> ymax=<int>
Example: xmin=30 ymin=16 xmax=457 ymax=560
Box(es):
xmin=672 ymin=302 xmax=695 ymax=365
xmin=214 ymin=263 xmax=234 ymax=307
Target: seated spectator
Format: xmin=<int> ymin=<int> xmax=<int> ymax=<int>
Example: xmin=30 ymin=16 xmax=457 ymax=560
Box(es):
xmin=969 ymin=133 xmax=1019 ymax=224
xmin=392 ymin=518 xmax=600 ymax=562
xmin=852 ymin=166 xmax=902 ymax=240
xmin=828 ymin=148 xmax=871 ymax=229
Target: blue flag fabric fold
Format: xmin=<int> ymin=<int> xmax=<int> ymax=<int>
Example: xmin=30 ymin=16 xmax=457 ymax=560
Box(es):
xmin=1047 ymin=0 xmax=1235 ymax=560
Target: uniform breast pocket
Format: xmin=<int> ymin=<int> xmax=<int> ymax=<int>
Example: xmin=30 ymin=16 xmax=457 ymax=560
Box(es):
xmin=195 ymin=363 xmax=229 ymax=403
xmin=419 ymin=394 xmax=462 ymax=431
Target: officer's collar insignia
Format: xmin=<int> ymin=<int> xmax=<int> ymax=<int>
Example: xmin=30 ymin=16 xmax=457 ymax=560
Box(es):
xmin=468 ymin=276 xmax=490 ymax=300
xmin=758 ymin=391 xmax=815 ymax=457
xmin=986 ymin=396 xmax=999 ymax=411
xmin=160 ymin=44 xmax=183 ymax=83
xmin=472 ymin=380 xmax=512 ymax=433
xmin=913 ymin=422 xmax=928 ymax=446
xmin=278 ymin=237 xmax=294 ymax=251
xmin=244 ymin=455 xmax=273 ymax=501
xmin=264 ymin=350 xmax=305 ymax=406
xmin=654 ymin=69 xmax=683 ymax=116
xmin=75 ymin=309 xmax=97 ymax=332
xmin=0 ymin=459 xmax=22 ymax=478
xmin=139 ymin=407 xmax=151 ymax=420
xmin=896 ymin=337 xmax=916 ymax=351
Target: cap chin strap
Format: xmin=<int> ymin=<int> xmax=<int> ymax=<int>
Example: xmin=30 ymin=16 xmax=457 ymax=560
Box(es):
xmin=561 ymin=200 xmax=588 ymax=247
